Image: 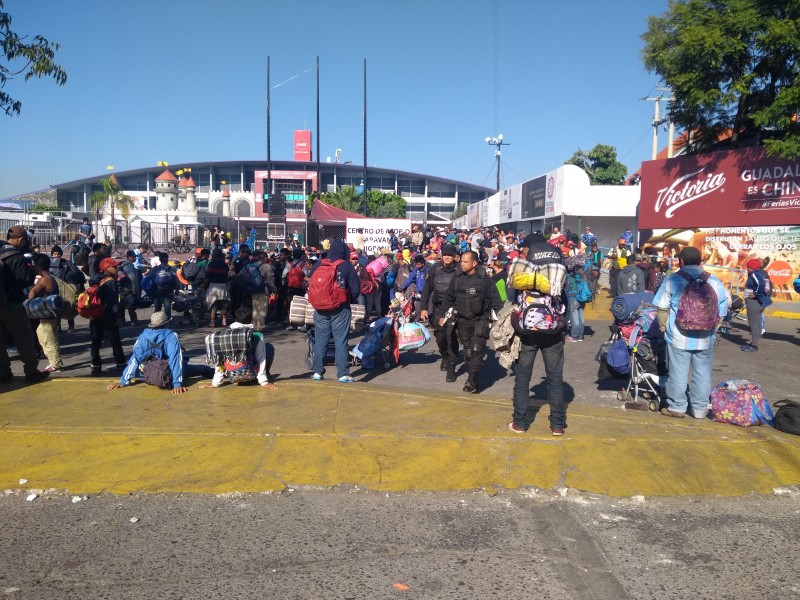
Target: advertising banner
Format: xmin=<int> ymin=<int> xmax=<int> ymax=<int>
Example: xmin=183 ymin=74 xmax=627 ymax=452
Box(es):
xmin=346 ymin=218 xmax=411 ymax=256
xmin=639 ymin=225 xmax=799 ymax=300
xmin=293 ymin=130 xmax=312 ymax=162
xmin=521 ymin=176 xmax=546 ymax=220
xmin=545 ymin=171 xmax=558 ymax=218
xmin=468 ymin=202 xmax=480 ymax=228
xmin=486 ymin=193 xmax=501 ymax=226
xmin=640 ymin=147 xmax=800 ymax=229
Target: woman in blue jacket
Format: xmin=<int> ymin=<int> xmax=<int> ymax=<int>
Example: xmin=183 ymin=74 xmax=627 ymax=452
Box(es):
xmin=741 ymin=258 xmax=773 ymax=352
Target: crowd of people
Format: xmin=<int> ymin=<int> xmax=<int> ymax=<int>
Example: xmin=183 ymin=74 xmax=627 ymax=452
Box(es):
xmin=0 ymin=220 xmax=781 ymax=435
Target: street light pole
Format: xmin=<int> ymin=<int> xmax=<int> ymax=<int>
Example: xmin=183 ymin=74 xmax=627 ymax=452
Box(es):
xmin=485 ymin=134 xmax=510 ymax=192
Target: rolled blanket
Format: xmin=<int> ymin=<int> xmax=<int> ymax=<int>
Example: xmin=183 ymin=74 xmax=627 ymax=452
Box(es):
xmin=205 ymin=328 xmax=253 ymax=366
xmin=611 ymin=292 xmax=655 ymax=323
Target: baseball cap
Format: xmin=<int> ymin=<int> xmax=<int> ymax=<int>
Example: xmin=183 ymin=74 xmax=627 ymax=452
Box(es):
xmin=350 ymin=252 xmax=359 ymax=260
xmin=98 ymin=257 xmax=118 ymax=271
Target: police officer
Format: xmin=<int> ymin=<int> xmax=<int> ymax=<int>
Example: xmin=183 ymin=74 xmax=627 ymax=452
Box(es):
xmin=439 ymin=250 xmax=503 ymax=393
xmin=420 ymin=243 xmax=460 ymax=381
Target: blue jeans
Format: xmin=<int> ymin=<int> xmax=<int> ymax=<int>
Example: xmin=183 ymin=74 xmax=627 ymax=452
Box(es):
xmin=154 ymin=293 xmax=174 ymax=319
xmin=665 ymin=344 xmax=714 ymax=416
xmin=313 ymin=305 xmax=351 ymax=378
xmin=512 ymin=336 xmax=566 ymax=431
xmin=568 ymin=299 xmax=584 ymax=339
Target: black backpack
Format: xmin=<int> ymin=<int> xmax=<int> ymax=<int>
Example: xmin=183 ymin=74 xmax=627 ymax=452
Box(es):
xmin=774 ymin=400 xmax=800 ymax=436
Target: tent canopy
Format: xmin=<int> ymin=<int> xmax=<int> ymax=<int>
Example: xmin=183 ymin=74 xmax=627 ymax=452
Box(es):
xmin=309 ymin=199 xmax=367 ymax=225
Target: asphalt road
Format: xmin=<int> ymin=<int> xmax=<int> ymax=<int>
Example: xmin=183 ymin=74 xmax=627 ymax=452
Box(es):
xmin=1 ymin=488 xmax=798 ymax=599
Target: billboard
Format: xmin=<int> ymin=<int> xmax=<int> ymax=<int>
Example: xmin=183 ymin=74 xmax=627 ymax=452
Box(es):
xmin=346 ymin=218 xmax=411 ymax=256
xmin=520 ymin=176 xmax=546 ymax=220
xmin=640 ymin=147 xmax=800 ymax=229
xmin=294 ymin=130 xmax=312 ymax=162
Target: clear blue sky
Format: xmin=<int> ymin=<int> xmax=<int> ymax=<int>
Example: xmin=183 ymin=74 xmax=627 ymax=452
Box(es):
xmin=0 ymin=0 xmax=669 ymax=198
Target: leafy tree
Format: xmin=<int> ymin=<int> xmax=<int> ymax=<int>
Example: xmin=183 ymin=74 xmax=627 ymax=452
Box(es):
xmin=30 ymin=201 xmax=59 ymax=213
xmin=642 ymin=0 xmax=800 ymax=157
xmin=0 ymin=0 xmax=67 ymax=116
xmin=367 ymin=190 xmax=406 ymax=218
xmin=322 ymin=185 xmax=363 ymax=213
xmin=89 ymin=176 xmax=133 ymax=243
xmin=451 ymin=203 xmax=468 ymax=218
xmin=565 ymin=144 xmax=628 ymax=185
xmin=305 ymin=190 xmax=320 ymax=213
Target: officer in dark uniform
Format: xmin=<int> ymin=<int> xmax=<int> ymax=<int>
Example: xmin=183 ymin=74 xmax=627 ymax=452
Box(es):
xmin=439 ymin=250 xmax=503 ymax=393
xmin=420 ymin=243 xmax=460 ymax=381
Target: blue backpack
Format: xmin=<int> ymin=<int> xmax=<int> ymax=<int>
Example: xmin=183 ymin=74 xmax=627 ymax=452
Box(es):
xmin=575 ymin=278 xmax=593 ymax=303
xmin=153 ymin=266 xmax=176 ymax=291
xmin=237 ymin=262 xmax=265 ymax=294
xmin=606 ymin=339 xmax=631 ymax=375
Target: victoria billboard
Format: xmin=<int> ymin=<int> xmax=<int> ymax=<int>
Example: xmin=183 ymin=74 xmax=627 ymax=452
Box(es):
xmin=639 ymin=147 xmax=800 ymax=300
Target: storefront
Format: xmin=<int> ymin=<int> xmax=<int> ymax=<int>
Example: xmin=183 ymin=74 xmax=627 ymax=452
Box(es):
xmin=639 ymin=147 xmax=800 ymax=300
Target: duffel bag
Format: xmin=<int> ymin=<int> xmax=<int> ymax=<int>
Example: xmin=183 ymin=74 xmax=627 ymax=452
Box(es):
xmin=710 ymin=380 xmax=775 ymax=427
xmin=396 ymin=322 xmax=431 ymax=351
xmin=774 ymin=400 xmax=800 ymax=435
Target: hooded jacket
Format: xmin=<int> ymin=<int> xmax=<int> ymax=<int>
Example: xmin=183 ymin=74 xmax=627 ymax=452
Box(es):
xmin=617 ymin=264 xmax=646 ymax=293
xmin=309 ymin=239 xmax=360 ymax=306
xmin=0 ymin=243 xmax=34 ymax=303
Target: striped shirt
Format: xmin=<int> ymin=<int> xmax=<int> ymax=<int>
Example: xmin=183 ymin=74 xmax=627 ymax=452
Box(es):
xmin=653 ymin=265 xmax=728 ymax=350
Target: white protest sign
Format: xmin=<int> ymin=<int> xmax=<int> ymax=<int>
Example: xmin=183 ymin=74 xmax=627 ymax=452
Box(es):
xmin=346 ymin=218 xmax=411 ymax=255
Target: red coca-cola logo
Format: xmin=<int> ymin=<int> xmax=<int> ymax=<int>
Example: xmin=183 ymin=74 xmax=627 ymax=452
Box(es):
xmin=767 ymin=260 xmax=793 ymax=285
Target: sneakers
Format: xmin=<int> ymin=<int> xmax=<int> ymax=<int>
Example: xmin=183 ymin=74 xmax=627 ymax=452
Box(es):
xmin=550 ymin=427 xmax=565 ymax=436
xmin=740 ymin=344 xmax=758 ymax=352
xmin=463 ymin=382 xmax=477 ymax=394
xmin=286 ymin=325 xmax=296 ymax=331
xmin=44 ymin=365 xmax=63 ymax=373
xmin=338 ymin=375 xmax=354 ymax=383
xmin=312 ymin=373 xmax=323 ymax=381
xmin=660 ymin=407 xmax=685 ymax=419
xmin=297 ymin=325 xmax=308 ymax=332
xmin=24 ymin=370 xmax=50 ymax=383
xmin=445 ymin=370 xmax=456 ymax=383
xmin=564 ymin=336 xmax=578 ymax=342
xmin=507 ymin=421 xmax=527 ymax=434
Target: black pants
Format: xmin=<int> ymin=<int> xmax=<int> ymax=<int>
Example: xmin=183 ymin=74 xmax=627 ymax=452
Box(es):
xmin=609 ymin=267 xmax=620 ymax=297
xmin=456 ymin=317 xmax=489 ymax=381
xmin=90 ymin=315 xmax=125 ymax=369
xmin=433 ymin=318 xmax=460 ymax=365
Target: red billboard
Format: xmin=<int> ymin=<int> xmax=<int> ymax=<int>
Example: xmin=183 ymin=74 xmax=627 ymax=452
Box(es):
xmin=294 ymin=130 xmax=312 ymax=162
xmin=639 ymin=147 xmax=800 ymax=229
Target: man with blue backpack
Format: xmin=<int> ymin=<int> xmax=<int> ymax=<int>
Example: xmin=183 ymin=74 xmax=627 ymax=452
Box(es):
xmin=149 ymin=252 xmax=177 ymax=320
xmin=565 ymin=265 xmax=592 ymax=341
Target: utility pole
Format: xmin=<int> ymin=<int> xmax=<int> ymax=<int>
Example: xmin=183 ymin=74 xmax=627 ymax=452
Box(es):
xmin=642 ymin=88 xmax=675 ymax=160
xmin=485 ymin=134 xmax=510 ymax=192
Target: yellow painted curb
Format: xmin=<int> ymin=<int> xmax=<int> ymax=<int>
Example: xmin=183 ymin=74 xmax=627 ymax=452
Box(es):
xmin=2 ymin=379 xmax=799 ymax=497
xmin=765 ymin=310 xmax=800 ymax=320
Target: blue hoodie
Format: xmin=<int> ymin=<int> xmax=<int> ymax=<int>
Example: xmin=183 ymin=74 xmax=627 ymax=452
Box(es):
xmin=119 ymin=327 xmax=184 ymax=388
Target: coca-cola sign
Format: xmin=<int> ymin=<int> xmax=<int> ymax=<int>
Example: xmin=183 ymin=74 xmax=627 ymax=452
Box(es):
xmin=640 ymin=147 xmax=800 ymax=228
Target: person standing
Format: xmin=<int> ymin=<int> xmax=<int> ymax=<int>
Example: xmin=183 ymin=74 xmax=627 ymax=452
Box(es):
xmin=439 ymin=250 xmax=503 ymax=393
xmin=151 ymin=252 xmax=177 ymax=320
xmin=88 ymin=258 xmax=126 ymax=376
xmin=420 ymin=243 xmax=460 ymax=380
xmin=617 ymin=255 xmax=646 ymax=294
xmin=606 ymin=238 xmax=631 ymax=297
xmin=741 ymin=258 xmax=773 ymax=352
xmin=622 ymin=227 xmax=633 ymax=249
xmin=581 ymin=227 xmax=598 ymax=249
xmin=307 ymin=239 xmax=360 ymax=383
xmin=565 ymin=265 xmax=588 ymax=342
xmin=120 ymin=250 xmax=142 ymax=325
xmin=507 ymin=233 xmax=568 ymax=436
xmin=78 ymin=217 xmax=94 ymax=249
xmin=654 ymin=247 xmax=727 ymax=418
xmin=0 ymin=227 xmax=49 ymax=383
xmin=28 ymin=254 xmax=64 ymax=372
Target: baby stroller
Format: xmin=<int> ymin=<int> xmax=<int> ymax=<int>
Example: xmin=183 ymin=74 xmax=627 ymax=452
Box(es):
xmin=598 ymin=296 xmax=666 ymax=411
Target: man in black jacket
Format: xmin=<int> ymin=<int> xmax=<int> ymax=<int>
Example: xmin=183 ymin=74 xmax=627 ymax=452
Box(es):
xmin=507 ymin=233 xmax=568 ymax=436
xmin=89 ymin=257 xmax=126 ymax=376
xmin=439 ymin=250 xmax=503 ymax=393
xmin=0 ymin=226 xmax=49 ymax=383
xmin=420 ymin=243 xmax=460 ymax=381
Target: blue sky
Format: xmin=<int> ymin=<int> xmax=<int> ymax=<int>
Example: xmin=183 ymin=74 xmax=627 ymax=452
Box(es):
xmin=0 ymin=0 xmax=669 ymax=198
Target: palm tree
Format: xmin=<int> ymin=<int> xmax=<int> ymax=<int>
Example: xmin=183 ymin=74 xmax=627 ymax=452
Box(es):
xmin=323 ymin=185 xmax=363 ymax=213
xmin=88 ymin=175 xmax=133 ymax=246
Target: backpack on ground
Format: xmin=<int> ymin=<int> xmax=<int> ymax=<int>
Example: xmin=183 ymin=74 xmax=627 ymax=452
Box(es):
xmin=286 ymin=260 xmax=305 ymax=289
xmin=675 ymin=270 xmax=720 ymax=332
xmin=77 ymin=277 xmax=112 ymax=319
xmin=307 ymin=259 xmax=347 ymax=311
xmin=153 ymin=265 xmax=176 ymax=292
xmin=237 ymin=262 xmax=265 ymax=294
xmin=710 ymin=380 xmax=774 ymax=427
xmin=773 ymin=400 xmax=800 ymax=435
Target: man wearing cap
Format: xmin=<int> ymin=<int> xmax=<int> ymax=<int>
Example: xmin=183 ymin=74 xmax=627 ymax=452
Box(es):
xmin=89 ymin=257 xmax=126 ymax=376
xmin=108 ymin=312 xmax=202 ymax=394
xmin=606 ymin=238 xmax=631 ymax=297
xmin=420 ymin=243 xmax=461 ymax=379
xmin=654 ymin=246 xmax=728 ymax=419
xmin=741 ymin=258 xmax=772 ymax=352
xmin=0 ymin=227 xmax=49 ymax=383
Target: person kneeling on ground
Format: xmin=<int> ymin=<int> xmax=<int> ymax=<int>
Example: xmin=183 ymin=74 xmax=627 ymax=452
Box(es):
xmin=200 ymin=307 xmax=278 ymax=389
xmin=107 ymin=311 xmax=213 ymax=394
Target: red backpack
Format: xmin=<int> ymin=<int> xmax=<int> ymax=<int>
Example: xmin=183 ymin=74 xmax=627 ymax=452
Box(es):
xmin=76 ymin=277 xmax=113 ymax=319
xmin=286 ymin=260 xmax=305 ymax=289
xmin=675 ymin=270 xmax=720 ymax=332
xmin=307 ymin=259 xmax=347 ymax=311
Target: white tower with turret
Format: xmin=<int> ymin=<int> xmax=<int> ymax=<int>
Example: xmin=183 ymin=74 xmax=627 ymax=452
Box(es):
xmin=155 ymin=169 xmax=178 ymax=211
xmin=179 ymin=175 xmax=197 ymax=212
xmin=221 ymin=188 xmax=231 ymax=217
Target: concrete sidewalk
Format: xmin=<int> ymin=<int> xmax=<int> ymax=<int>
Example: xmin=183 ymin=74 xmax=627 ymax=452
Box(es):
xmin=2 ymin=378 xmax=798 ymax=498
